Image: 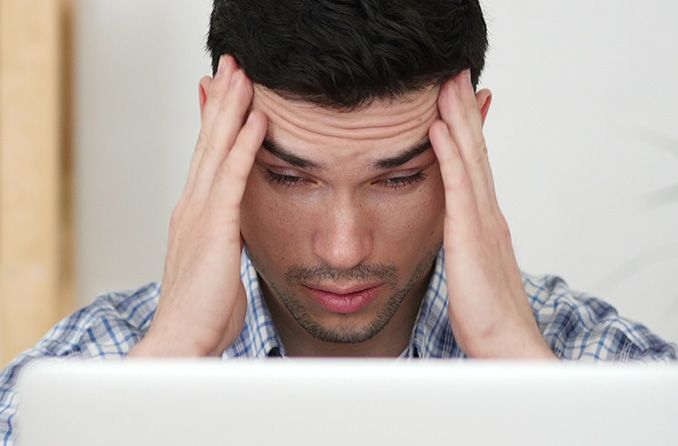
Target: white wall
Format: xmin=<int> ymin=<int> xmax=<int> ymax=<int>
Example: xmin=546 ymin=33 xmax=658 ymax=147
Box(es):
xmin=75 ymin=0 xmax=678 ymax=343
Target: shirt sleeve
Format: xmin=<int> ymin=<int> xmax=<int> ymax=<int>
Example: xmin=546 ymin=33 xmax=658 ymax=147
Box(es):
xmin=0 ymin=282 xmax=159 ymax=446
xmin=523 ymin=273 xmax=678 ymax=361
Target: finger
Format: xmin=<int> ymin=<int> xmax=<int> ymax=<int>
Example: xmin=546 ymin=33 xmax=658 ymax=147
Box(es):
xmin=199 ymin=55 xmax=236 ymax=143
xmin=453 ymin=77 xmax=498 ymax=206
xmin=455 ymin=70 xmax=485 ymax=136
xmin=182 ymin=76 xmax=213 ymax=192
xmin=199 ymin=76 xmax=212 ymax=122
xmin=438 ymin=76 xmax=494 ymax=214
xmin=184 ymin=55 xmax=236 ymax=198
xmin=207 ymin=70 xmax=253 ymax=161
xmin=211 ymin=110 xmax=267 ymax=211
xmin=472 ymin=88 xmax=498 ymax=205
xmin=192 ymin=69 xmax=254 ymax=199
xmin=429 ymin=119 xmax=480 ymax=233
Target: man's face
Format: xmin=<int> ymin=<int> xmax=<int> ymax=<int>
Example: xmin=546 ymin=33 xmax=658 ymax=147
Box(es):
xmin=241 ymin=85 xmax=445 ymax=344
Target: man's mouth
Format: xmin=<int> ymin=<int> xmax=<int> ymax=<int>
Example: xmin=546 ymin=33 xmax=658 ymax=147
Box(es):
xmin=303 ymin=283 xmax=382 ymax=314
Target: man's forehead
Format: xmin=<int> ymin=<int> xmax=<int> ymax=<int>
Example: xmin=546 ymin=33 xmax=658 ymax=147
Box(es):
xmin=251 ymin=83 xmax=440 ymax=165
xmin=252 ymin=84 xmax=439 ymax=130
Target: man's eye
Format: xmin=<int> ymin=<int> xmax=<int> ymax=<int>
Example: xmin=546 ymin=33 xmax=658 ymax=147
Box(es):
xmin=264 ymin=170 xmax=308 ymax=187
xmin=264 ymin=169 xmax=428 ymax=189
xmin=380 ymin=172 xmax=427 ymax=189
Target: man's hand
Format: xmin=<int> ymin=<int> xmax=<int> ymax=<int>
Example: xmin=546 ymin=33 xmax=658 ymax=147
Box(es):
xmin=429 ymin=70 xmax=555 ymax=359
xmin=129 ymin=55 xmax=267 ymax=357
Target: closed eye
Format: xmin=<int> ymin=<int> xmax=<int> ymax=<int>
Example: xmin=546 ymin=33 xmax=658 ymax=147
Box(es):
xmin=379 ymin=172 xmax=427 ymax=189
xmin=263 ymin=170 xmax=309 ymax=187
xmin=263 ymin=169 xmax=428 ymax=190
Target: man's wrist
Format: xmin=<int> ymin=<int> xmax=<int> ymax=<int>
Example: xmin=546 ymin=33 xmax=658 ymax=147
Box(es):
xmin=127 ymin=327 xmax=219 ymax=358
xmin=463 ymin=321 xmax=557 ymax=360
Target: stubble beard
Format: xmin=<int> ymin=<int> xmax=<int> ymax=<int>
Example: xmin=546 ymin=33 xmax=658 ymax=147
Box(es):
xmin=253 ymin=245 xmax=441 ymax=344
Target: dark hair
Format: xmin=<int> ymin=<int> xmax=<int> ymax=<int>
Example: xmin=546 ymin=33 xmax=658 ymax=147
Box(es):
xmin=207 ymin=1 xmax=488 ymax=110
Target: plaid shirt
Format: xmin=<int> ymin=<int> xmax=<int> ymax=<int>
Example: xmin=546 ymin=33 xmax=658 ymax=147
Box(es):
xmin=1 ymin=248 xmax=676 ymax=445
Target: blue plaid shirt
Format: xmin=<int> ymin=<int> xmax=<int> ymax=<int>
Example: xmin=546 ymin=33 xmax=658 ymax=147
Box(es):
xmin=1 ymin=248 xmax=676 ymax=444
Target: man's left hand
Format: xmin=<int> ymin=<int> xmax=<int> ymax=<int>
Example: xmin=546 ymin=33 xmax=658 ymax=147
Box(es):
xmin=428 ymin=69 xmax=556 ymax=359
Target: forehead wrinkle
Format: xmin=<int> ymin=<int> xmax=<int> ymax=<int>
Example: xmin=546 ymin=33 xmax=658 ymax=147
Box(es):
xmin=265 ymin=111 xmax=437 ymax=151
xmin=281 ymin=95 xmax=438 ymax=127
xmin=255 ymin=94 xmax=439 ymax=142
xmin=253 ymin=85 xmax=440 ymax=131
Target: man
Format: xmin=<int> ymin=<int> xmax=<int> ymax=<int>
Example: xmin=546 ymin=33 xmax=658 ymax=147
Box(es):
xmin=1 ymin=0 xmax=676 ymax=443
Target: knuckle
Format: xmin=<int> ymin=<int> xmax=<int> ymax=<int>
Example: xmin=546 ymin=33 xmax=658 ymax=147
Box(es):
xmin=216 ymin=160 xmax=232 ymax=182
xmin=478 ymin=138 xmax=488 ymax=154
xmin=197 ymin=128 xmax=209 ymax=144
xmin=214 ymin=163 xmax=235 ymax=194
xmin=195 ymin=130 xmax=209 ymax=153
xmin=203 ymin=139 xmax=218 ymax=157
xmin=214 ymin=162 xmax=248 ymax=205
xmin=470 ymin=144 xmax=488 ymax=166
xmin=449 ymin=171 xmax=472 ymax=191
xmin=219 ymin=160 xmax=246 ymax=185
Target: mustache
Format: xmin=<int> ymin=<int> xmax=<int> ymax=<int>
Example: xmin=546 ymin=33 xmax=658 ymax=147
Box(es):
xmin=285 ymin=263 xmax=397 ymax=284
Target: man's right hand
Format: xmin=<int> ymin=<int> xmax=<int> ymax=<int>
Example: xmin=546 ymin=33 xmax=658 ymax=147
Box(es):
xmin=129 ymin=55 xmax=267 ymax=357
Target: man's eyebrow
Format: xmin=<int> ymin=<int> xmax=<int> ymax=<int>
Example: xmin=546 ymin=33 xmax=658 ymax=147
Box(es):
xmin=371 ymin=138 xmax=432 ymax=171
xmin=260 ymin=136 xmax=432 ymax=172
xmin=261 ymin=138 xmax=323 ymax=171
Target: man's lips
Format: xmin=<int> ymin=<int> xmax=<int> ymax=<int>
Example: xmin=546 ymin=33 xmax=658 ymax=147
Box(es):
xmin=304 ymin=283 xmax=382 ymax=314
xmin=304 ymin=283 xmax=382 ymax=295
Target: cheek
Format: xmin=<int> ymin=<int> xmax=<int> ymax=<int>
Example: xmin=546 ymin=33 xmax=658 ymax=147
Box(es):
xmin=240 ymin=176 xmax=317 ymax=266
xmin=370 ymin=173 xmax=445 ymax=246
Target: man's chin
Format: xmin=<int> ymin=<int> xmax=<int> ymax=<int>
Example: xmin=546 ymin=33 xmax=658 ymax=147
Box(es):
xmin=293 ymin=308 xmax=388 ymax=344
xmin=302 ymin=324 xmax=382 ymax=344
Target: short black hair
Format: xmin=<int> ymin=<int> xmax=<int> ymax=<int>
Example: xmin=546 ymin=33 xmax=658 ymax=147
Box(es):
xmin=207 ymin=0 xmax=488 ymax=110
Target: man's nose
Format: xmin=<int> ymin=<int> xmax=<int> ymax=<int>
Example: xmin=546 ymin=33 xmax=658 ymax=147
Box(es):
xmin=312 ymin=195 xmax=373 ymax=272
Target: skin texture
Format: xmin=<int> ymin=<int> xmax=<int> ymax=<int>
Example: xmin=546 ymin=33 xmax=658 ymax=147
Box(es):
xmin=241 ymin=85 xmax=446 ymax=357
xmin=130 ymin=55 xmax=555 ymax=359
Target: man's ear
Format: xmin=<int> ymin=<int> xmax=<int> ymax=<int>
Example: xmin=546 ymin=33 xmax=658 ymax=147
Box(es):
xmin=476 ymin=88 xmax=492 ymax=126
xmin=198 ymin=76 xmax=212 ymax=120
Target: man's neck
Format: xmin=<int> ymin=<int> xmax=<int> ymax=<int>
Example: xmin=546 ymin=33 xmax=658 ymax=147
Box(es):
xmin=262 ymin=277 xmax=429 ymax=358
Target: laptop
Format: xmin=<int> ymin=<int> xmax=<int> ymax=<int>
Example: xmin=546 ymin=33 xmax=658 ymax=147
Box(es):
xmin=16 ymin=359 xmax=678 ymax=445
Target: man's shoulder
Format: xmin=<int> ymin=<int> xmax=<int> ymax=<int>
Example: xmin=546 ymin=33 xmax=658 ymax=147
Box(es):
xmin=85 ymin=282 xmax=161 ymax=331
xmin=520 ymin=272 xmax=677 ymax=361
xmin=17 ymin=281 xmax=160 ymax=361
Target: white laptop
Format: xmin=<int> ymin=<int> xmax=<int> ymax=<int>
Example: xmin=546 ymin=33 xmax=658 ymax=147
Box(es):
xmin=15 ymin=360 xmax=678 ymax=446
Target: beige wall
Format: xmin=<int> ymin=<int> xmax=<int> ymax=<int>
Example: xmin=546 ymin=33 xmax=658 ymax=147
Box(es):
xmin=0 ymin=0 xmax=74 ymax=366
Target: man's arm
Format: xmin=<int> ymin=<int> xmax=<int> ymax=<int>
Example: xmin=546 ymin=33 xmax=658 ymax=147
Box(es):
xmin=523 ymin=273 xmax=678 ymax=361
